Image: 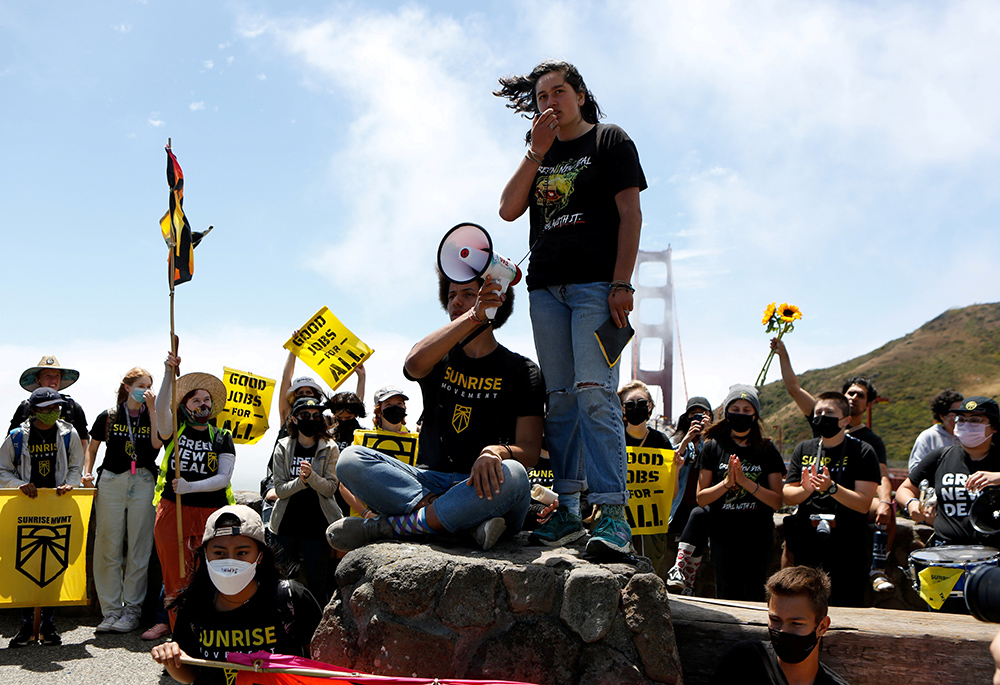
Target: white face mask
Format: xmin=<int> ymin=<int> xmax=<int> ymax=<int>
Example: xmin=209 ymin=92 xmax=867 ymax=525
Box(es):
xmin=955 ymin=422 xmax=991 ymax=449
xmin=206 ymin=554 xmax=260 ymax=596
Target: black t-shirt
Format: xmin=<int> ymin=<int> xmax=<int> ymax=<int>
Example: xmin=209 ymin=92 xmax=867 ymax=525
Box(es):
xmin=173 ymin=580 xmax=321 ymax=685
xmin=624 ymin=428 xmax=673 ymax=450
xmin=11 ymin=395 xmax=89 ymax=441
xmin=406 ymin=344 xmax=544 ymax=474
xmin=334 ymin=418 xmax=360 ymax=453
xmin=801 ymin=414 xmax=887 ymax=466
xmin=159 ymin=423 xmax=235 ymax=508
xmin=711 ymin=640 xmax=850 ymax=685
xmin=786 ymin=436 xmax=881 ymax=532
xmin=28 ymin=424 xmax=58 ymax=488
xmin=911 ymin=443 xmax=1000 ymax=546
xmin=526 ymin=123 xmax=647 ymax=289
xmin=90 ymin=404 xmax=160 ymax=476
xmin=278 ymin=442 xmax=326 ymax=538
xmin=699 ymin=437 xmax=786 ymax=539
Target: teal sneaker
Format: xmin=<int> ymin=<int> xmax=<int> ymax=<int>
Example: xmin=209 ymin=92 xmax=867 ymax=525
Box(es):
xmin=586 ymin=516 xmax=633 ymax=556
xmin=529 ymin=507 xmax=585 ymax=547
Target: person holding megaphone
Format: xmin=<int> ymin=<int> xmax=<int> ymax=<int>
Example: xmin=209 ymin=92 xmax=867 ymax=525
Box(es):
xmin=495 ymin=59 xmax=646 ymax=556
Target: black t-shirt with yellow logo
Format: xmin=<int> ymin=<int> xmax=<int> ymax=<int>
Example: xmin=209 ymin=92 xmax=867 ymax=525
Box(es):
xmin=91 ymin=404 xmax=161 ymax=476
xmin=407 ymin=344 xmax=544 ymax=474
xmin=160 ymin=424 xmax=235 ymax=508
xmin=27 ymin=425 xmax=58 ymax=488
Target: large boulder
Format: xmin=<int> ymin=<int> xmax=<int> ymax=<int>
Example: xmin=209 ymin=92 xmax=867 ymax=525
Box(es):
xmin=312 ymin=539 xmax=684 ymax=685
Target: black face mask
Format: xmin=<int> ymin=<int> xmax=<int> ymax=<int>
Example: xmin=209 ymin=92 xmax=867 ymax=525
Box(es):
xmin=296 ymin=418 xmax=321 ymax=438
xmin=726 ymin=412 xmax=755 ymax=433
xmin=381 ymin=405 xmax=406 ymax=425
xmin=769 ymin=627 xmax=819 ymax=664
xmin=811 ymin=414 xmax=843 ymax=439
xmin=624 ymin=406 xmax=651 ymax=427
xmin=181 ymin=404 xmax=211 ymax=425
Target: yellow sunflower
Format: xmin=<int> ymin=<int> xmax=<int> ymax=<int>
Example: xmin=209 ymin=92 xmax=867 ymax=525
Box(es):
xmin=761 ymin=302 xmax=776 ymax=325
xmin=778 ymin=303 xmax=802 ymax=323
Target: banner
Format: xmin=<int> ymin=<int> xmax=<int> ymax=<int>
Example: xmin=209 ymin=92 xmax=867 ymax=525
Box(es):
xmin=283 ymin=308 xmax=374 ymax=391
xmin=353 ymin=429 xmax=420 ymax=467
xmin=625 ymin=447 xmax=676 ymax=536
xmin=216 ymin=367 xmax=276 ymax=445
xmin=160 ymin=146 xmax=195 ymax=286
xmin=0 ymin=488 xmax=94 ymax=607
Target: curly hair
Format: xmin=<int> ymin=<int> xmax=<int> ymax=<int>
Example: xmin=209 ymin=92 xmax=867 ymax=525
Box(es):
xmin=930 ymin=389 xmax=963 ymax=422
xmin=841 ymin=376 xmax=878 ymax=404
xmin=494 ymin=60 xmax=604 ymax=144
xmin=437 ymin=269 xmax=515 ymax=330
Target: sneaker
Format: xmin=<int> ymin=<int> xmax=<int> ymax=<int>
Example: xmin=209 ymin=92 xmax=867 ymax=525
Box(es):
xmin=473 ymin=517 xmax=506 ymax=551
xmin=871 ymin=573 xmax=895 ymax=593
xmin=111 ymin=609 xmax=141 ymax=633
xmin=665 ymin=564 xmax=691 ymax=594
xmin=39 ymin=623 xmax=61 ymax=646
xmin=326 ymin=516 xmax=394 ymax=552
xmin=586 ymin=516 xmax=634 ymax=557
xmin=529 ymin=508 xmax=585 ymax=547
xmin=141 ymin=623 xmax=171 ymax=641
xmin=8 ymin=624 xmax=34 ymax=648
xmin=95 ymin=613 xmax=121 ymax=633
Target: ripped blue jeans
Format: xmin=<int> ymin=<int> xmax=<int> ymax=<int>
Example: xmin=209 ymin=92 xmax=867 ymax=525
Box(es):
xmin=529 ymin=283 xmax=628 ymax=505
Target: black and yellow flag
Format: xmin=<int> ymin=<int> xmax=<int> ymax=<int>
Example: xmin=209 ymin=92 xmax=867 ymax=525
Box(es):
xmin=159 ymin=146 xmax=195 ymax=286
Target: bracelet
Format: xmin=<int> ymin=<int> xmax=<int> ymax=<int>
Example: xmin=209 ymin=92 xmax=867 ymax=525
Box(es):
xmin=501 ymin=444 xmax=514 ymax=460
xmin=879 ymin=500 xmax=893 ymax=507
xmin=468 ymin=309 xmax=488 ymax=325
xmin=362 ymin=508 xmax=372 ymax=518
xmin=609 ymin=280 xmax=635 ymax=294
xmin=752 ymin=481 xmax=760 ymax=496
xmin=525 ymin=148 xmax=544 ymax=164
xmin=904 ymin=497 xmax=919 ymax=512
xmin=82 ymin=473 xmax=93 ymax=479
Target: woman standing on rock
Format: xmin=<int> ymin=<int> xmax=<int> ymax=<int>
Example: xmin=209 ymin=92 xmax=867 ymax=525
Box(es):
xmin=696 ymin=385 xmax=786 ymax=601
xmin=496 ymin=59 xmax=646 ymax=557
xmin=151 ymin=505 xmax=321 ymax=685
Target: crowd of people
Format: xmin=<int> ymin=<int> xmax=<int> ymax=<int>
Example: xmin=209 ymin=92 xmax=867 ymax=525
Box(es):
xmin=1 ymin=58 xmax=997 ymax=685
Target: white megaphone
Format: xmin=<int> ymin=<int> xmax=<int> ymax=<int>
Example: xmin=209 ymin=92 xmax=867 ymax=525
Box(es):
xmin=437 ymin=222 xmax=522 ymax=321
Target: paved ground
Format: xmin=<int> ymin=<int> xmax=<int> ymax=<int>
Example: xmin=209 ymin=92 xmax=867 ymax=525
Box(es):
xmin=0 ymin=611 xmax=171 ymax=685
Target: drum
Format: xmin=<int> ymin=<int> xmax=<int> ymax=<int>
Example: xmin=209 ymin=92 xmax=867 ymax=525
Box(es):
xmin=908 ymin=545 xmax=1000 ymax=607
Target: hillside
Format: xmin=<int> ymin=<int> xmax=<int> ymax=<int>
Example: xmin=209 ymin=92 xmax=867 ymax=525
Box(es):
xmin=758 ymin=302 xmax=1000 ymax=468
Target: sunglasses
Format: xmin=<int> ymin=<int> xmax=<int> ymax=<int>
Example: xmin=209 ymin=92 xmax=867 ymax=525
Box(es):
xmin=296 ymin=411 xmax=323 ymax=421
xmin=623 ymin=399 xmax=650 ymax=412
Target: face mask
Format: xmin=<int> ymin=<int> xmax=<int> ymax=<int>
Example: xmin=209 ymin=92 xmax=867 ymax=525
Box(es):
xmin=955 ymin=421 xmax=991 ymax=448
xmin=34 ymin=409 xmax=62 ymax=426
xmin=726 ymin=412 xmax=754 ymax=433
xmin=296 ymin=418 xmax=321 ymax=438
xmin=624 ymin=406 xmax=651 ymax=426
xmin=206 ymin=555 xmax=259 ymax=596
xmin=131 ymin=387 xmax=147 ymax=403
xmin=181 ymin=404 xmax=212 ymax=425
xmin=768 ymin=627 xmax=819 ymax=664
xmin=811 ymin=414 xmax=843 ymax=439
xmin=381 ymin=405 xmax=406 ymax=425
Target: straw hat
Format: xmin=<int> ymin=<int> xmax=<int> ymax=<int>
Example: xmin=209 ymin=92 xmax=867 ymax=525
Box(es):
xmin=19 ymin=355 xmax=80 ymax=391
xmin=175 ymin=372 xmax=227 ymax=419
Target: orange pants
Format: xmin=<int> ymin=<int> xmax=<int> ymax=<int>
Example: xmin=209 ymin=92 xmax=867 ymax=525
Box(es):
xmin=154 ymin=499 xmax=216 ymax=629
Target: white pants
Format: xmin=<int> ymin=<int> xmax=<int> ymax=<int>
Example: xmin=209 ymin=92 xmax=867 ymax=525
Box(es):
xmin=93 ymin=469 xmax=156 ymax=617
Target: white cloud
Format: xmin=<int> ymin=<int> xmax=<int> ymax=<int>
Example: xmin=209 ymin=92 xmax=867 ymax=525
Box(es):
xmin=189 ymin=101 xmax=205 ymax=111
xmin=203 ymin=59 xmax=214 ymax=70
xmin=147 ymin=117 xmax=164 ymax=127
xmin=112 ymin=23 xmax=131 ymax=33
xmin=256 ymin=73 xmax=266 ymax=80
xmin=226 ymin=56 xmax=234 ymax=66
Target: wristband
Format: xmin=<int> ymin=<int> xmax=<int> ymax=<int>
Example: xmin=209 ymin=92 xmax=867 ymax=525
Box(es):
xmin=501 ymin=444 xmax=514 ymax=460
xmin=525 ymin=148 xmax=544 ymax=164
xmin=752 ymin=481 xmax=760 ymax=496
xmin=879 ymin=500 xmax=892 ymax=507
xmin=468 ymin=309 xmax=488 ymax=325
xmin=904 ymin=497 xmax=919 ymax=512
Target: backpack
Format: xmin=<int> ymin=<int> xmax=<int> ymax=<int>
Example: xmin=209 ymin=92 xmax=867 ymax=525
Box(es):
xmin=9 ymin=426 xmax=72 ymax=471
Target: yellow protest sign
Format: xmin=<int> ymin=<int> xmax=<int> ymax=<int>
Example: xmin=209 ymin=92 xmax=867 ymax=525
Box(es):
xmin=216 ymin=367 xmax=276 ymax=445
xmin=625 ymin=447 xmax=676 ymax=536
xmin=284 ymin=308 xmax=374 ymax=391
xmin=0 ymin=488 xmax=94 ymax=607
xmin=353 ymin=429 xmax=420 ymax=467
xmin=918 ymin=566 xmax=965 ymax=610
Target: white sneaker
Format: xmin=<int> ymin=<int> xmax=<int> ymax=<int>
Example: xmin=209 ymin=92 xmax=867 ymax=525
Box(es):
xmin=473 ymin=517 xmax=506 ymax=551
xmin=111 ymin=609 xmax=141 ymax=633
xmin=95 ymin=614 xmax=121 ymax=633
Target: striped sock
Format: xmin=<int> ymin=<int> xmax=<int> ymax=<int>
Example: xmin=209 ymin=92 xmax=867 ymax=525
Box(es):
xmin=387 ymin=508 xmax=436 ymax=537
xmin=603 ymin=504 xmax=627 ymax=521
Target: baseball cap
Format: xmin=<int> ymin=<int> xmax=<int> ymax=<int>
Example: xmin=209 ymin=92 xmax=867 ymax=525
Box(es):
xmin=28 ymin=387 xmax=65 ymax=410
xmin=374 ymin=385 xmax=409 ymax=405
xmin=202 ymin=505 xmax=266 ymax=545
xmin=952 ymin=397 xmax=1000 ymax=425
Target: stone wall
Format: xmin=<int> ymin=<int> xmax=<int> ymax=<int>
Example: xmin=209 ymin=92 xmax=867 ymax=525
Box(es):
xmin=311 ymin=540 xmax=684 ymax=685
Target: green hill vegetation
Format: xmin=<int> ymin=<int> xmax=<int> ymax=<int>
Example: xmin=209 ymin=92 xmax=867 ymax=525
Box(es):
xmin=758 ymin=302 xmax=1000 ymax=468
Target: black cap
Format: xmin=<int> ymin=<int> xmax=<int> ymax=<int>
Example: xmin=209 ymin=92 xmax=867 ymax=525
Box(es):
xmin=292 ymin=396 xmax=325 ymax=416
xmin=953 ymin=397 xmax=1000 ymax=425
xmin=686 ymin=396 xmax=712 ymax=413
xmin=28 ymin=387 xmax=65 ymax=410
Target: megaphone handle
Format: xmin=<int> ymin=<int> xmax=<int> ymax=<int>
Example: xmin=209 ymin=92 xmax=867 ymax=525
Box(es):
xmin=485 ymin=277 xmax=511 ymax=320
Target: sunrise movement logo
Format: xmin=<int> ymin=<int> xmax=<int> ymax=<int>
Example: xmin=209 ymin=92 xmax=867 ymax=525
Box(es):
xmin=16 ymin=522 xmax=71 ymax=588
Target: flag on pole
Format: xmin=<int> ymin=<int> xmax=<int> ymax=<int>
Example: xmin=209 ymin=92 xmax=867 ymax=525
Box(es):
xmin=160 ymin=146 xmax=195 ymax=286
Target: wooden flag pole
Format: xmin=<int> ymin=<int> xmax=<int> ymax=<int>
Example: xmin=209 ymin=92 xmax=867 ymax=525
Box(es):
xmin=167 ymin=138 xmax=185 ymax=579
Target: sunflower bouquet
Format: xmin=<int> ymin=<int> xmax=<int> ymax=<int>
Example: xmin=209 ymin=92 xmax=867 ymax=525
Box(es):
xmin=755 ymin=302 xmax=802 ymax=387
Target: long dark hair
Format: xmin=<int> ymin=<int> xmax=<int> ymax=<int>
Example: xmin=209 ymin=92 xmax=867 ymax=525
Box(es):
xmin=287 ymin=412 xmax=335 ymax=443
xmin=703 ymin=407 xmax=771 ymax=453
xmin=494 ymin=60 xmax=604 ymax=144
xmin=168 ymin=537 xmax=281 ymax=614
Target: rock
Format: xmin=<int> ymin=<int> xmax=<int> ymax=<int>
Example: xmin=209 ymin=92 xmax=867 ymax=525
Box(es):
xmin=311 ymin=538 xmax=683 ymax=684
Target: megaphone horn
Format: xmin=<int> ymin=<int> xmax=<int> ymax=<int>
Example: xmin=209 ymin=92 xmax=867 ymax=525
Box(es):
xmin=437 ymin=222 xmax=521 ymax=320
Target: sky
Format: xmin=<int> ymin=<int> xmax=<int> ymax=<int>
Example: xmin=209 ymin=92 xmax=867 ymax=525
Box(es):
xmin=2 ymin=0 xmax=999 ymax=488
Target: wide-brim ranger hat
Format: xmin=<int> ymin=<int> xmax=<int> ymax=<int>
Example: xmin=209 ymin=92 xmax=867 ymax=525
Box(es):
xmin=175 ymin=372 xmax=227 ymax=419
xmin=953 ymin=396 xmax=1000 ymax=426
xmin=20 ymin=355 xmax=80 ymax=392
xmin=202 ymin=505 xmax=266 ymax=545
